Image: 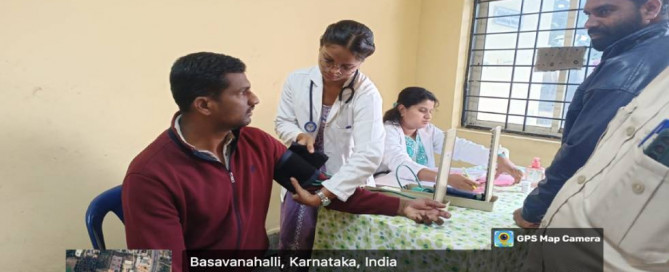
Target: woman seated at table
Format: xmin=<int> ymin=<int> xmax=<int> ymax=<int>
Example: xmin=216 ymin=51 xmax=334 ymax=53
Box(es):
xmin=376 ymin=87 xmax=523 ymax=191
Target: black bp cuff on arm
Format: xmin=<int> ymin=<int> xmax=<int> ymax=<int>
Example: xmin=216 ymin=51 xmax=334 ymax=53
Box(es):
xmin=274 ymin=150 xmax=323 ymax=193
xmin=287 ymin=143 xmax=328 ymax=168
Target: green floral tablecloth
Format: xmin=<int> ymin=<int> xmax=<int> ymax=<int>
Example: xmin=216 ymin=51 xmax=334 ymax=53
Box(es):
xmin=313 ymin=185 xmax=525 ymax=250
xmin=308 ymin=185 xmax=532 ymax=271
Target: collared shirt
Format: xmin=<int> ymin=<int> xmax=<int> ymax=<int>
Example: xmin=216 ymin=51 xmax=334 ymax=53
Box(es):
xmin=522 ymin=21 xmax=669 ymax=223
xmin=541 ymin=68 xmax=669 ymax=271
xmin=174 ymin=114 xmax=235 ymax=169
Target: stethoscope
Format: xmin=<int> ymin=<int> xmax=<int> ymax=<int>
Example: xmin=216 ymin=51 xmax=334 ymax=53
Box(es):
xmin=304 ymin=70 xmax=359 ymax=133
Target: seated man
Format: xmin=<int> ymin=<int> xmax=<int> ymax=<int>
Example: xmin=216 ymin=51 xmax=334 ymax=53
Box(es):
xmin=121 ymin=52 xmax=450 ymax=271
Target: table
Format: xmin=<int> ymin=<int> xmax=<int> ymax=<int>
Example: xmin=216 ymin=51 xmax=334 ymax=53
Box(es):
xmin=308 ymin=185 xmax=530 ymax=271
xmin=313 ymin=184 xmax=525 ymax=250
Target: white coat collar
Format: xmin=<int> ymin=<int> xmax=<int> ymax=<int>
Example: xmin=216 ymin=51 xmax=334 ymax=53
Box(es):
xmin=307 ymin=66 xmax=363 ymax=126
xmin=309 ymin=66 xmax=322 ymax=87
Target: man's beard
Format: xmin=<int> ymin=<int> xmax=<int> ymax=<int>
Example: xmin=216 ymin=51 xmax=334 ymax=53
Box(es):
xmin=588 ymin=11 xmax=644 ymax=51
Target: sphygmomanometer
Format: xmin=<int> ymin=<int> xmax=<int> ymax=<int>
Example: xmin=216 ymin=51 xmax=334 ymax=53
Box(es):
xmin=273 ymin=143 xmax=329 ymax=193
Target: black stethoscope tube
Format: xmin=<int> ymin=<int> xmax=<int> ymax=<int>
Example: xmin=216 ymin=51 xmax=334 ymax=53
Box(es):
xmin=304 ymin=70 xmax=359 ymax=133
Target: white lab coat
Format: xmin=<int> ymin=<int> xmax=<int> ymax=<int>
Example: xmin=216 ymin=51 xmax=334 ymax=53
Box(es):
xmin=541 ymin=68 xmax=669 ymax=271
xmin=377 ymin=122 xmax=500 ymax=176
xmin=275 ymin=66 xmax=385 ymax=201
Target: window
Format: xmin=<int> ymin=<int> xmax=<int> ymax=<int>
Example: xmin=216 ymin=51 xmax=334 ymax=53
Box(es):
xmin=462 ymin=0 xmax=602 ymax=138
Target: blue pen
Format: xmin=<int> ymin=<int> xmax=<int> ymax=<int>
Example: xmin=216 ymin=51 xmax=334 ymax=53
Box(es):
xmin=639 ymin=119 xmax=669 ymax=147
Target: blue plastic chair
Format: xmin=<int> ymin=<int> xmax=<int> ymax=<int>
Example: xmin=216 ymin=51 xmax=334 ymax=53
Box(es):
xmin=85 ymin=185 xmax=124 ymax=250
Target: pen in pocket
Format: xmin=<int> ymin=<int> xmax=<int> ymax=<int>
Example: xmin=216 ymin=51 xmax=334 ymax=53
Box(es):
xmin=639 ymin=119 xmax=669 ymax=147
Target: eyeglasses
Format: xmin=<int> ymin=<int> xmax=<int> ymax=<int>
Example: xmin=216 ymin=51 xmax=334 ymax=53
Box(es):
xmin=318 ymin=56 xmax=360 ymax=74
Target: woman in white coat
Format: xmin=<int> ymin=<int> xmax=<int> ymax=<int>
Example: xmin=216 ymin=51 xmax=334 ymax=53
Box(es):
xmin=377 ymin=87 xmax=523 ymax=191
xmin=274 ymin=20 xmax=385 ymax=250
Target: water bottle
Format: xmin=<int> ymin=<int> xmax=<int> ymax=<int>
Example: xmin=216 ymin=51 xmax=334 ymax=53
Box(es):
xmin=524 ymin=157 xmax=545 ymax=192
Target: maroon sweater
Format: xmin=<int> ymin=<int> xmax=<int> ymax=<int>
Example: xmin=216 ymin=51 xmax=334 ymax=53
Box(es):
xmin=122 ymin=121 xmax=399 ymax=271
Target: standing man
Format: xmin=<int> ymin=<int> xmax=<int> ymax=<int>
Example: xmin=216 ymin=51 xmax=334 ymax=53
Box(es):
xmin=514 ymin=0 xmax=669 ymax=227
xmin=122 ymin=52 xmax=450 ymax=271
xmin=539 ymin=68 xmax=669 ymax=271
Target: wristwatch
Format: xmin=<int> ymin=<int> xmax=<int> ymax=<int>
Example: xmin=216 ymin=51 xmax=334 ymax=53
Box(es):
xmin=315 ymin=189 xmax=331 ymax=207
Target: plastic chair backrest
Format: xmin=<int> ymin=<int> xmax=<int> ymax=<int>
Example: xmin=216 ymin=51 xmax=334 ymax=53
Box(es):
xmin=85 ymin=185 xmax=124 ymax=250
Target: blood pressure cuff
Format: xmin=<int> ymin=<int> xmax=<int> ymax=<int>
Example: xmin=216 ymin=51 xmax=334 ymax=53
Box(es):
xmin=274 ymin=145 xmax=329 ymax=193
xmin=287 ymin=143 xmax=328 ymax=169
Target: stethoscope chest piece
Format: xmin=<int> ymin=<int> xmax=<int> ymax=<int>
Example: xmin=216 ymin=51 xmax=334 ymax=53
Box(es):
xmin=304 ymin=121 xmax=317 ymax=133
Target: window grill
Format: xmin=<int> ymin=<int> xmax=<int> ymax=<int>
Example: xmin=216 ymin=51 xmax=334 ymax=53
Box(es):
xmin=462 ymin=0 xmax=602 ymax=138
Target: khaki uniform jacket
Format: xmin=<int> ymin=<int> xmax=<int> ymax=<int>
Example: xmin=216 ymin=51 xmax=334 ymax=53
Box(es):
xmin=542 ymin=68 xmax=669 ymax=271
